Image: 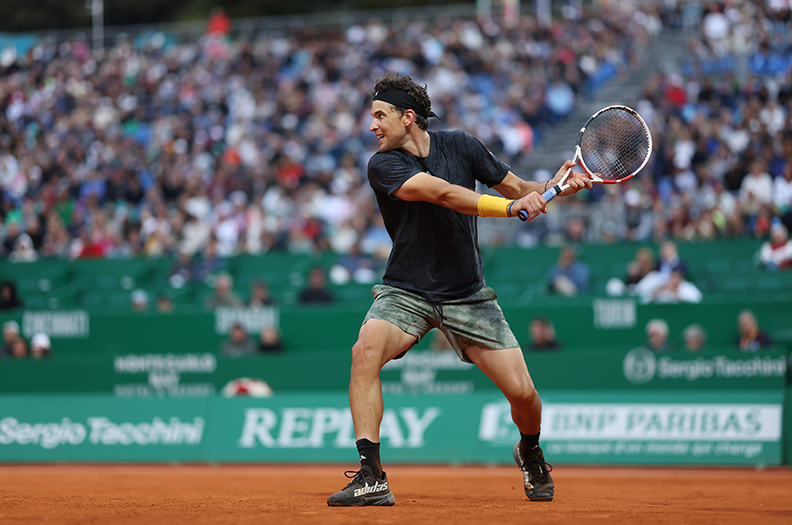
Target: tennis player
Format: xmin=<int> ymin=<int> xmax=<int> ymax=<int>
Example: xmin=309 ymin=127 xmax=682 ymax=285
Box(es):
xmin=327 ymin=73 xmax=592 ymax=506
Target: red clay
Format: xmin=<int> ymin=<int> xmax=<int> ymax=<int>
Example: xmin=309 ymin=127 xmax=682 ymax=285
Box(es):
xmin=0 ymin=464 xmax=790 ymax=525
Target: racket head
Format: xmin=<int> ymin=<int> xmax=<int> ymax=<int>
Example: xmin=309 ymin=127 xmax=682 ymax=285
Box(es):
xmin=575 ymin=105 xmax=652 ymax=184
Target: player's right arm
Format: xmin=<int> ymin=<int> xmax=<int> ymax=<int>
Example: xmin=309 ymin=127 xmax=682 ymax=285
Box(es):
xmin=494 ymin=162 xmax=591 ymax=200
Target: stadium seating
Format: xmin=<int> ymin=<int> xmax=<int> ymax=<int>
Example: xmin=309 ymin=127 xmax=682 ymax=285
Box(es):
xmin=2 ymin=238 xmax=790 ymax=358
xmin=1 ymin=238 xmax=785 ymax=310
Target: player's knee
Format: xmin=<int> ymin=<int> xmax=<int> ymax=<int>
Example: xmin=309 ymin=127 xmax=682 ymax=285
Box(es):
xmin=350 ymin=339 xmax=382 ymax=373
xmin=511 ymin=382 xmax=539 ymax=407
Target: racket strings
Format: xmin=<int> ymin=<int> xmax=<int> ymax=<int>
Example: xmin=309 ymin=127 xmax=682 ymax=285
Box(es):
xmin=580 ymin=109 xmax=650 ymax=181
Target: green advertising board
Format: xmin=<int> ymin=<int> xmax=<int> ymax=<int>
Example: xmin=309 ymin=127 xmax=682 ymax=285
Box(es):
xmin=0 ymin=391 xmax=783 ymax=466
xmin=0 ymin=348 xmax=786 ymax=396
xmin=0 ymin=396 xmax=209 ymax=461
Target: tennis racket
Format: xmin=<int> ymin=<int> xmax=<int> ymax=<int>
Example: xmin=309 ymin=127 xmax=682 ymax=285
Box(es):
xmin=518 ymin=105 xmax=652 ymax=221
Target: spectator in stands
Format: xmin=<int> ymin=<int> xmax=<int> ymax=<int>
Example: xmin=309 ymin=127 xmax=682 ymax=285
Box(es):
xmin=656 ymin=240 xmax=688 ymax=279
xmin=528 ymin=317 xmax=561 ymax=351
xmin=759 ymin=222 xmax=792 ymax=271
xmin=168 ymin=250 xmax=194 ymax=289
xmin=564 ymin=217 xmax=587 ymax=245
xmin=773 ymin=162 xmax=792 ymax=231
xmin=737 ymin=309 xmax=772 ymax=352
xmin=606 ymin=246 xmax=657 ymax=296
xmin=248 ymin=279 xmax=277 ymax=307
xmin=204 ymin=272 xmax=244 ymax=309
xmin=0 ymin=280 xmax=23 ymax=310
xmin=330 ymin=244 xmax=384 ymax=285
xmin=257 ymin=326 xmax=284 ymax=353
xmin=221 ymin=322 xmax=258 ymax=357
xmin=623 ymin=189 xmax=654 ymax=241
xmin=192 ymin=239 xmax=225 ymax=284
xmin=8 ymin=233 xmax=37 ymax=262
xmin=155 ymin=293 xmax=175 ymax=313
xmin=8 ymin=337 xmax=28 ymax=359
xmin=701 ymin=2 xmax=730 ymax=54
xmin=548 ymin=245 xmax=590 ymax=296
xmin=203 ymin=7 xmax=233 ymax=61
xmin=632 ymin=240 xmax=689 ymax=300
xmin=739 ymin=159 xmax=774 ymax=220
xmin=180 ymin=213 xmax=212 ymax=259
xmin=206 ymin=6 xmax=232 ymax=36
xmin=1 ymin=221 xmax=21 ymax=256
xmin=1 ymin=320 xmax=22 ymax=358
xmin=682 ymin=324 xmax=707 ymax=352
xmin=646 ymin=318 xmax=674 ymax=353
xmin=646 ymin=268 xmax=703 ymax=304
xmin=29 ymin=333 xmax=52 ymax=359
xmin=544 ymin=78 xmax=576 ymax=124
xmin=749 ymin=204 xmax=774 ymax=239
xmin=664 ymin=74 xmax=687 ymax=108
xmin=298 ymin=267 xmax=335 ymax=304
xmin=130 ymin=289 xmax=149 ymax=312
xmin=626 ymin=247 xmax=657 ymax=287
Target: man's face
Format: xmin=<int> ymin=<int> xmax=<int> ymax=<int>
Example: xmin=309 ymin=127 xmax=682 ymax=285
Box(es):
xmin=529 ymin=320 xmax=544 ymax=342
xmin=3 ymin=327 xmax=17 ymax=343
xmin=738 ymin=313 xmax=755 ymax=332
xmin=648 ymin=328 xmax=666 ymax=348
xmin=231 ymin=326 xmax=246 ymax=342
xmin=685 ymin=334 xmax=703 ymax=351
xmin=370 ymin=101 xmax=407 ymax=152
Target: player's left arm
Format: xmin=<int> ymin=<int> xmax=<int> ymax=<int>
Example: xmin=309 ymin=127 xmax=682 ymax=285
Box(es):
xmin=493 ymin=162 xmax=592 ymax=199
xmin=392 ymin=172 xmax=483 ymax=215
xmin=394 ymin=172 xmax=549 ymax=221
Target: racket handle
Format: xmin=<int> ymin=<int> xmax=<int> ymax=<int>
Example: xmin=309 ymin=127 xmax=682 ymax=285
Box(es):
xmin=517 ymin=185 xmax=561 ymax=222
xmin=542 ymin=185 xmax=562 ymax=203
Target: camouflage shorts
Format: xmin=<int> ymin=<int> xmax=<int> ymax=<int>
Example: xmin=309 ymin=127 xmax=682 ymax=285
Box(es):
xmin=363 ymin=284 xmax=520 ymax=363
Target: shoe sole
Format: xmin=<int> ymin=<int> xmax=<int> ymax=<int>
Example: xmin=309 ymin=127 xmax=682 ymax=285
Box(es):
xmin=513 ymin=443 xmax=554 ymax=502
xmin=526 ymin=491 xmax=554 ymax=502
xmin=327 ymin=493 xmax=396 ymax=507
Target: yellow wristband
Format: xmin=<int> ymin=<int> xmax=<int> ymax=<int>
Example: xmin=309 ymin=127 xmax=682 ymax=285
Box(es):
xmin=477 ymin=194 xmax=514 ymax=218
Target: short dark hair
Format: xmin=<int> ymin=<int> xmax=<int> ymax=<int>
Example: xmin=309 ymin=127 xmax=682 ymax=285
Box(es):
xmin=373 ymin=73 xmax=431 ymax=130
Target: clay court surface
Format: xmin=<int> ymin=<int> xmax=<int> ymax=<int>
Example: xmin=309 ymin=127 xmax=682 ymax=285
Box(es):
xmin=1 ymin=464 xmax=791 ymax=525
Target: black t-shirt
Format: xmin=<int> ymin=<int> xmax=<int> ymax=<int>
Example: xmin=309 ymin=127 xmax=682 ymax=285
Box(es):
xmin=367 ymin=130 xmax=510 ymax=301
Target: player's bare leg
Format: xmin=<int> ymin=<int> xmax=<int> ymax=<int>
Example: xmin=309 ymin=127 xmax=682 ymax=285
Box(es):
xmin=466 ymin=346 xmax=554 ymax=501
xmin=465 ymin=345 xmax=541 ymax=432
xmin=349 ymin=319 xmax=417 ymax=441
xmin=328 ymin=319 xmax=416 ymax=507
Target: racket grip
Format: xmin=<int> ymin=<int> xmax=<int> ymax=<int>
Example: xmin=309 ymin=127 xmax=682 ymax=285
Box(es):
xmin=542 ymin=185 xmax=562 ymax=203
xmin=517 ymin=185 xmax=561 ymax=222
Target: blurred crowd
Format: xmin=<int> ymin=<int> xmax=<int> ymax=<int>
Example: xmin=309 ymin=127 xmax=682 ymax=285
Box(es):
xmin=1 ymin=1 xmax=792 ymax=270
xmin=554 ymin=0 xmax=792 ymax=246
xmin=0 ymin=4 xmax=658 ymax=265
xmin=1 ymin=319 xmax=51 ymax=359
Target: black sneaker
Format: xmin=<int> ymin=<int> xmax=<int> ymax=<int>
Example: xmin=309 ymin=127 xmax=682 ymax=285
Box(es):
xmin=513 ymin=442 xmax=554 ymax=501
xmin=327 ymin=465 xmax=395 ymax=507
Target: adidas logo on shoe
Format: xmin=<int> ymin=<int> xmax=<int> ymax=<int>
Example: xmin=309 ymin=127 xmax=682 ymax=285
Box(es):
xmin=353 ymin=480 xmax=389 ymax=497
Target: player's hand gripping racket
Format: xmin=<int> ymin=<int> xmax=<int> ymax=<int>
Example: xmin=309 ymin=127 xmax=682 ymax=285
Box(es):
xmin=518 ymin=105 xmax=652 ymax=221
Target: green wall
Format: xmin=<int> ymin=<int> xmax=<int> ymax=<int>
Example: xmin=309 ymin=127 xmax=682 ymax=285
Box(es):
xmin=1 ymin=296 xmax=789 ymax=357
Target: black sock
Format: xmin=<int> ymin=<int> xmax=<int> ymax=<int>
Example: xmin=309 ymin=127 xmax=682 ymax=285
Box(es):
xmin=356 ymin=438 xmax=382 ymax=477
xmin=520 ymin=431 xmax=540 ymax=455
